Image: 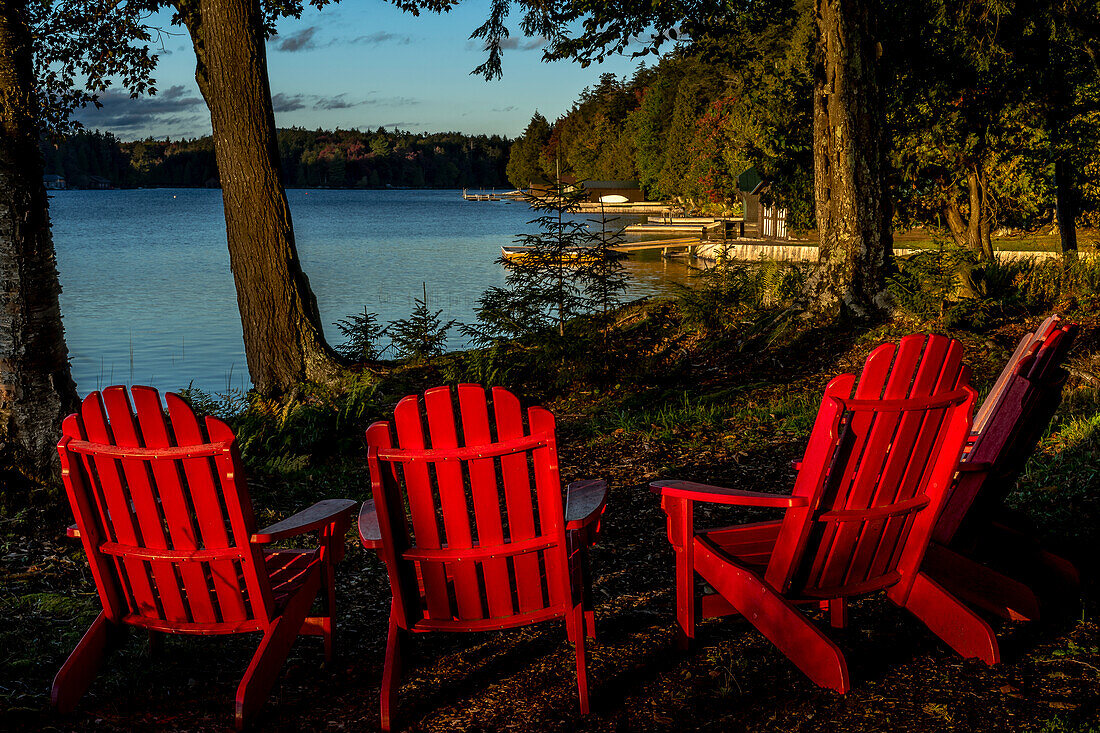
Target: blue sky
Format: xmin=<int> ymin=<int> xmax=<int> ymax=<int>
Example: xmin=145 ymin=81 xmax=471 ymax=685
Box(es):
xmin=75 ymin=1 xmax=649 ymax=140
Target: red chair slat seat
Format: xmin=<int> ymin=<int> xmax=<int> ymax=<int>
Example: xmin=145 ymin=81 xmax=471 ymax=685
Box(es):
xmin=52 ymin=386 xmax=356 ymax=729
xmin=653 ymin=335 xmax=998 ymax=692
xmin=360 ymin=384 xmax=607 ymax=731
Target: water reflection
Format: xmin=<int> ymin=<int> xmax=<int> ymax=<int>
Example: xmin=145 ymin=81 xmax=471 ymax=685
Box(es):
xmin=50 ymin=189 xmax=699 ymax=394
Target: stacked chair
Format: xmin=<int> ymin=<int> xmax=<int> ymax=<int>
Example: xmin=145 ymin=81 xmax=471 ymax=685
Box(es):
xmin=652 ymin=334 xmax=997 ymax=691
xmin=51 ymin=320 xmax=1080 ymax=727
xmin=926 ymin=315 xmax=1080 ymax=621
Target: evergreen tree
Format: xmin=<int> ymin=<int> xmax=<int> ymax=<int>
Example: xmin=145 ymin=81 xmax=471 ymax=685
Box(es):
xmin=387 ymin=284 xmax=456 ymax=361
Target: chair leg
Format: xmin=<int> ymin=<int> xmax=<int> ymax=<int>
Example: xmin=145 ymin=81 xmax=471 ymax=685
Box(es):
xmin=235 ymin=571 xmax=319 ymax=730
xmin=828 ymin=599 xmax=848 ymax=629
xmin=923 ymin=543 xmax=1041 ymax=622
xmin=565 ymin=602 xmax=591 ymax=715
xmin=147 ymin=630 xmax=163 ymax=657
xmin=895 ymin=570 xmax=1000 ymax=665
xmin=52 ymin=611 xmax=120 ymax=713
xmin=381 ymin=614 xmax=404 ymax=733
xmin=676 ymin=547 xmax=696 ymax=651
xmin=581 ymin=547 xmax=597 ymax=643
xmin=695 ymin=541 xmax=850 ymax=693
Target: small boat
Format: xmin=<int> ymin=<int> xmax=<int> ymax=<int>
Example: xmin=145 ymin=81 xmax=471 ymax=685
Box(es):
xmin=501 ymin=245 xmax=625 ymax=263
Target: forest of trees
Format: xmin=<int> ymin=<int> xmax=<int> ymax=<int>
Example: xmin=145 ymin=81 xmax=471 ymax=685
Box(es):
xmin=510 ymin=11 xmax=1100 ymax=241
xmin=41 ymin=126 xmax=511 ymax=189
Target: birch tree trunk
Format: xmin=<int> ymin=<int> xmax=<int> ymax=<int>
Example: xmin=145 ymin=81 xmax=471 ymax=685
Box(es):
xmin=177 ymin=0 xmax=344 ymax=396
xmin=0 ymin=0 xmax=78 ymax=493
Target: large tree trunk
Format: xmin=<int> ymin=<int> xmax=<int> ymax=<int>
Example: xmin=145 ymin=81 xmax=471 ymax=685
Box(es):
xmin=804 ymin=0 xmax=893 ymax=319
xmin=177 ymin=0 xmax=343 ymax=396
xmin=0 ymin=1 xmax=78 ymax=495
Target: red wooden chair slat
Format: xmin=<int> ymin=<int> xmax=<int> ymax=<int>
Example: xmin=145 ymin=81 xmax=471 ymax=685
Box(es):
xmin=362 ymin=384 xmax=606 ymax=731
xmin=99 ymin=387 xmax=191 ymax=624
xmin=130 ymin=386 xmax=219 ymax=625
xmin=492 ymin=387 xmax=545 ymax=614
xmin=53 ymin=386 xmax=355 ymax=729
xmin=392 ymin=394 xmax=453 ymax=620
xmin=655 ymin=335 xmax=997 ymax=693
xmin=926 ymin=317 xmax=1080 ymax=621
xmin=456 ymin=384 xmax=514 ymax=617
xmin=165 ymin=393 xmax=249 ymax=623
xmin=530 ymin=406 xmax=568 ymax=610
xmin=423 ymin=386 xmax=484 ymax=620
xmin=80 ymin=392 xmax=161 ymax=618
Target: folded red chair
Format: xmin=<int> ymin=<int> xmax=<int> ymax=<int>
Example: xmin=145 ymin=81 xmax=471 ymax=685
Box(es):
xmin=52 ymin=386 xmax=355 ymax=729
xmin=653 ymin=334 xmax=996 ymax=692
xmin=927 ymin=315 xmax=1080 ymax=621
xmin=359 ymin=384 xmax=607 ymax=731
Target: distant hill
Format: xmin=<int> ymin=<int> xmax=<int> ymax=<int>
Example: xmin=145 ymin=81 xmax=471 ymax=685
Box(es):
xmin=41 ymin=127 xmax=512 ymax=190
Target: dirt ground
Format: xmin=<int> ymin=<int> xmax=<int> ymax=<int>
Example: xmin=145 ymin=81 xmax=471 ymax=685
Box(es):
xmin=2 ymin=315 xmax=1099 ymax=732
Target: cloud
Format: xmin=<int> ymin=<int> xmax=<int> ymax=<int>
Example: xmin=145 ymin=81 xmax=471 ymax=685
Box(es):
xmin=75 ymin=84 xmax=206 ymax=133
xmin=271 ymin=93 xmax=308 ymax=112
xmin=315 ymin=94 xmax=354 ymax=110
xmin=492 ymin=105 xmax=518 ymax=113
xmin=277 ymin=93 xmax=423 ymax=112
xmin=277 ymin=26 xmax=318 ymax=52
xmin=347 ymin=31 xmax=411 ymax=46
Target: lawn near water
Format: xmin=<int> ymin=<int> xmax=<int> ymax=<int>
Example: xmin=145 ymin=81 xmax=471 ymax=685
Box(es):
xmin=2 ymin=306 xmax=1099 ymax=732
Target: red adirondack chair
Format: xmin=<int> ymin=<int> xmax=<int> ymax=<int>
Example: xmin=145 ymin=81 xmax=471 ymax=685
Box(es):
xmin=359 ymin=384 xmax=607 ymax=730
xmin=926 ymin=315 xmax=1079 ymax=621
xmin=53 ymin=386 xmax=356 ymax=729
xmin=653 ymin=334 xmax=998 ymax=693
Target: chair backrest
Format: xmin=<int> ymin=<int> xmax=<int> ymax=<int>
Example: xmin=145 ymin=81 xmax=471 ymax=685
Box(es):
xmin=58 ymin=386 xmax=274 ymax=634
xmin=765 ymin=335 xmax=976 ymax=601
xmin=934 ymin=319 xmax=1079 ymax=544
xmin=366 ymin=384 xmax=571 ymax=632
xmin=972 ymin=314 xmax=1064 ymax=434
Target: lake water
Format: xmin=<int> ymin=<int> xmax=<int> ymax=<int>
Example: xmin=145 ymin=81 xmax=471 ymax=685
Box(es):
xmin=50 ymin=188 xmax=695 ymax=395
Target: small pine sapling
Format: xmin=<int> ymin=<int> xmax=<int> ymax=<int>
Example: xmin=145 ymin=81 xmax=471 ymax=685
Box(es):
xmin=388 ymin=283 xmax=456 ymax=361
xmin=334 ymin=307 xmax=385 ymax=362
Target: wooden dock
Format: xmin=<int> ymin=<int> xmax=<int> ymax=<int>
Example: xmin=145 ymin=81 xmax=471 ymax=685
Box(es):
xmin=625 ymin=221 xmax=724 ymax=235
xmin=463 ymin=189 xmax=524 ymax=201
xmin=611 ymin=236 xmax=705 ymax=258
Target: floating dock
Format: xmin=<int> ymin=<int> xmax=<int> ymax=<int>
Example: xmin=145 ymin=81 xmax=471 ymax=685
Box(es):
xmin=463 ymin=189 xmax=525 ymax=201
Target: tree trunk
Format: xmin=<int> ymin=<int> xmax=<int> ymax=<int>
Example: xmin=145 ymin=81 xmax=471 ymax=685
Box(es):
xmin=0 ymin=1 xmax=79 ymax=493
xmin=177 ymin=0 xmax=343 ymax=396
xmin=944 ymin=166 xmax=993 ymax=260
xmin=804 ymin=0 xmax=893 ymax=319
xmin=1053 ymin=158 xmax=1079 ymax=262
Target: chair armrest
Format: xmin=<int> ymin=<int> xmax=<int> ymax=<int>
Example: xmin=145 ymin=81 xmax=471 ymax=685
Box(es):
xmin=358 ymin=500 xmax=383 ymax=549
xmin=565 ymin=479 xmax=608 ymax=531
xmin=67 ymin=523 xmax=81 ymax=539
xmin=252 ymin=499 xmax=357 ymax=544
xmin=650 ymin=479 xmax=808 ymax=508
xmin=959 ymin=460 xmax=993 ymax=473
xmin=791 ymin=459 xmax=803 ymax=471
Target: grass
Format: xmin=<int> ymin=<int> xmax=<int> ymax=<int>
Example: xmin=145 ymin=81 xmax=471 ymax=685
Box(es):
xmin=2 ymin=295 xmax=1100 ymax=731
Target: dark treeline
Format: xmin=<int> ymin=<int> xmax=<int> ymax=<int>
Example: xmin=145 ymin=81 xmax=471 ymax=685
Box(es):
xmin=41 ymin=127 xmax=512 ymax=189
xmin=510 ymin=2 xmax=1100 ymax=241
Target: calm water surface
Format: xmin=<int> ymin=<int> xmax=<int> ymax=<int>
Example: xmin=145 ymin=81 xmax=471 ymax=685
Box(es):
xmin=51 ymin=188 xmax=694 ymax=395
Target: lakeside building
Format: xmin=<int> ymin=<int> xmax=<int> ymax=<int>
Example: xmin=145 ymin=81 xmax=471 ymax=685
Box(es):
xmin=737 ymin=167 xmax=789 ymax=240
xmin=43 ymin=174 xmax=66 ymax=190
